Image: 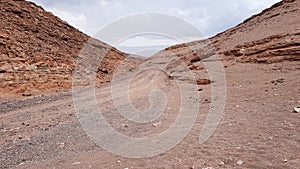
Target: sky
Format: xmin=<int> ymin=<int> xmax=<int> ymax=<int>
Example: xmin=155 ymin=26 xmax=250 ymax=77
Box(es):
xmin=29 ymin=0 xmax=281 ymax=56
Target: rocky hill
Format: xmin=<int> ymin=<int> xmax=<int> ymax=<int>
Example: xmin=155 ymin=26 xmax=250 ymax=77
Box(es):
xmin=0 ymin=0 xmax=128 ymax=100
xmin=164 ymin=0 xmax=300 ymax=64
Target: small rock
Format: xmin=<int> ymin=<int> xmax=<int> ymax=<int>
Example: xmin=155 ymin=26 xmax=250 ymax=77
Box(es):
xmin=205 ymin=99 xmax=210 ymax=103
xmin=117 ymin=160 xmax=121 ymax=163
xmin=35 ymin=101 xmax=42 ymax=104
xmin=72 ymin=162 xmax=81 ymax=165
xmin=19 ymin=162 xmax=25 ymax=166
xmin=283 ymin=159 xmax=288 ymax=163
xmin=152 ymin=122 xmax=161 ymax=127
xmin=152 ymin=123 xmax=158 ymax=127
xmin=237 ymin=160 xmax=243 ymax=165
xmin=276 ymin=78 xmax=285 ymax=83
xmin=122 ymin=124 xmax=128 ymax=128
xmin=196 ymin=79 xmax=212 ymax=85
xmin=271 ymin=78 xmax=285 ymax=85
xmin=293 ymin=107 xmax=300 ymax=113
xmin=57 ymin=142 xmax=65 ymax=148
xmin=22 ymin=93 xmax=32 ymax=97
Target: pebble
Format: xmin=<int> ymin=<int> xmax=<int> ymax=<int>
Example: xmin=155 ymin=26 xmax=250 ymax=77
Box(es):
xmin=35 ymin=101 xmax=42 ymax=104
xmin=219 ymin=161 xmax=225 ymax=166
xmin=19 ymin=162 xmax=25 ymax=166
xmin=22 ymin=93 xmax=32 ymax=97
xmin=293 ymin=107 xmax=300 ymax=113
xmin=57 ymin=142 xmax=65 ymax=148
xmin=237 ymin=160 xmax=243 ymax=165
xmin=152 ymin=122 xmax=161 ymax=127
xmin=122 ymin=124 xmax=128 ymax=128
xmin=283 ymin=159 xmax=288 ymax=163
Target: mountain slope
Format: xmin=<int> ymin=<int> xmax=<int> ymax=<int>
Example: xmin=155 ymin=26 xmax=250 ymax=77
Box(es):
xmin=0 ymin=0 xmax=128 ymax=99
xmin=164 ymin=0 xmax=300 ymax=63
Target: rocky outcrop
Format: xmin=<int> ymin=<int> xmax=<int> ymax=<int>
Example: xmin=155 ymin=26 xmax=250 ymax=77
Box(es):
xmin=165 ymin=0 xmax=300 ymax=64
xmin=0 ymin=0 xmax=127 ymax=97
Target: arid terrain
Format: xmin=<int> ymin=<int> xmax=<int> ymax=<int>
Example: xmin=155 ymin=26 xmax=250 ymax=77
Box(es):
xmin=0 ymin=0 xmax=300 ymax=169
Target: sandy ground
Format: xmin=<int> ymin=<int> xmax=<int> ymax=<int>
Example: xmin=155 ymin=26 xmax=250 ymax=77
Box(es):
xmin=1 ymin=0 xmax=300 ymax=168
xmin=0 ymin=56 xmax=299 ymax=168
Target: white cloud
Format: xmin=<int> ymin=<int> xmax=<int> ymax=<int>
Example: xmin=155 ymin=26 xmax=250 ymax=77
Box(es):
xmin=45 ymin=7 xmax=88 ymax=32
xmin=29 ymin=0 xmax=281 ymax=48
xmin=241 ymin=0 xmax=278 ymax=10
xmin=118 ymin=36 xmax=178 ymax=47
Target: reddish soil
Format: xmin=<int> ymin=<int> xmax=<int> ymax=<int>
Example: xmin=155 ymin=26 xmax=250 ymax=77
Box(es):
xmin=0 ymin=0 xmax=299 ymax=169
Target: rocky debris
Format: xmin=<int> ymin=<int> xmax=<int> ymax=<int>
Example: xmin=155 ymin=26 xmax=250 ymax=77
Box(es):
xmin=271 ymin=78 xmax=285 ymax=85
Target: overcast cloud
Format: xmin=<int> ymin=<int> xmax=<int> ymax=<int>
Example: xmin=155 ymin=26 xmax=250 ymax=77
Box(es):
xmin=29 ymin=0 xmax=280 ymax=56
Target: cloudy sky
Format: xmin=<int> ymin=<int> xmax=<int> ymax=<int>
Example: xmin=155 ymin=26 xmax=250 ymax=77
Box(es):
xmin=29 ymin=0 xmax=280 ymax=56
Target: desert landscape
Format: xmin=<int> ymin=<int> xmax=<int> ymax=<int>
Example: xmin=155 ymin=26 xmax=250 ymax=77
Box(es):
xmin=0 ymin=0 xmax=299 ymax=168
